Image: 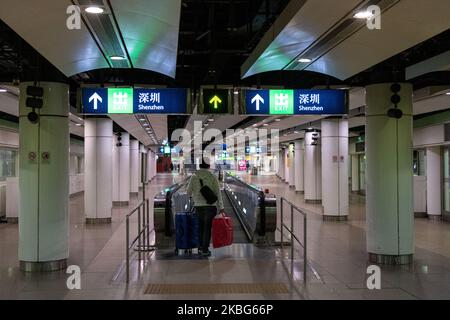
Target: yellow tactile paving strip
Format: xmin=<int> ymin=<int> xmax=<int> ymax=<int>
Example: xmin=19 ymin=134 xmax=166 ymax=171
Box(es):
xmin=144 ymin=283 xmax=289 ymax=295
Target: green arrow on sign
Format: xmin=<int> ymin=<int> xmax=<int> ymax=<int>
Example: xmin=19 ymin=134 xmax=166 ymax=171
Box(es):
xmin=209 ymin=95 xmax=222 ymax=109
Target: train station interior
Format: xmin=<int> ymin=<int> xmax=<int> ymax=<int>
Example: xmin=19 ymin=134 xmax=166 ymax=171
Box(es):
xmin=0 ymin=0 xmax=450 ymax=301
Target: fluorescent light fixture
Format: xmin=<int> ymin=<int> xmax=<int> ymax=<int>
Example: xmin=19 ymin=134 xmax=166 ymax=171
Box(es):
xmin=204 ymin=123 xmax=209 ymax=127
xmin=263 ymin=123 xmax=269 ymax=126
xmin=208 ymin=118 xmax=214 ymax=122
xmin=85 ymin=6 xmax=104 ymax=14
xmin=110 ymin=55 xmax=126 ymax=61
xmin=139 ymin=118 xmax=146 ymax=121
xmin=298 ymin=58 xmax=312 ymax=63
xmin=446 ymin=92 xmax=450 ymax=95
xmin=274 ymin=118 xmax=281 ymax=122
xmin=353 ymin=10 xmax=374 ymax=19
xmin=234 ymin=90 xmax=239 ymax=95
xmin=0 ymin=89 xmax=7 ymax=93
xmin=294 ymin=131 xmax=299 ymax=134
xmin=75 ymin=123 xmax=83 ymax=127
xmin=143 ymin=123 xmax=149 ymax=126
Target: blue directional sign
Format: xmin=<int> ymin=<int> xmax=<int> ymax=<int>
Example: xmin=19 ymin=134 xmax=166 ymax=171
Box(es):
xmin=134 ymin=88 xmax=187 ymax=114
xmin=81 ymin=88 xmax=188 ymax=114
xmin=245 ymin=89 xmax=269 ymax=115
xmin=82 ymin=88 xmax=108 ymax=114
xmin=241 ymin=89 xmax=347 ymax=115
xmin=293 ymin=89 xmax=347 ymax=115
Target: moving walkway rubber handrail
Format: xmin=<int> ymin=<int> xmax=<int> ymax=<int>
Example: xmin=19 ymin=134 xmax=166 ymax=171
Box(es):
xmin=224 ymin=172 xmax=266 ymax=236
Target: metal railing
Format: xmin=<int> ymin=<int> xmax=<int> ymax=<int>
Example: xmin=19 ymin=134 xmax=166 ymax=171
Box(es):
xmin=125 ymin=198 xmax=153 ymax=283
xmin=279 ymin=197 xmax=307 ymax=283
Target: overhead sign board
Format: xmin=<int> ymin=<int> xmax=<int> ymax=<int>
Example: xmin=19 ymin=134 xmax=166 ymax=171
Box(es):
xmin=81 ymin=88 xmax=188 ymax=114
xmin=242 ymin=89 xmax=347 ymax=115
xmin=199 ymin=89 xmax=232 ymax=114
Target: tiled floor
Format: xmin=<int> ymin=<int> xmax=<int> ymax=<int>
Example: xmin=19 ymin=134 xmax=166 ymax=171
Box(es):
xmin=1 ymin=173 xmax=450 ymax=299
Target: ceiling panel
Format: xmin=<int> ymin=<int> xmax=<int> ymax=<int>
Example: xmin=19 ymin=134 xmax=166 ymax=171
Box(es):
xmin=306 ymin=0 xmax=450 ymax=79
xmin=110 ymin=0 xmax=181 ymax=78
xmin=0 ymin=0 xmax=109 ymax=76
xmin=241 ymin=0 xmax=362 ymax=78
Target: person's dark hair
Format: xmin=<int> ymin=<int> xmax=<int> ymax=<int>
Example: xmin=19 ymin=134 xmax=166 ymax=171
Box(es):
xmin=199 ymin=157 xmax=210 ymax=169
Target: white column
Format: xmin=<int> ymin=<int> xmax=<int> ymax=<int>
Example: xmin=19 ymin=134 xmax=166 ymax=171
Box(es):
xmin=351 ymin=154 xmax=360 ymax=192
xmin=321 ymin=119 xmax=349 ymax=221
xmin=112 ymin=135 xmax=119 ymax=202
xmin=426 ymin=147 xmax=442 ymax=218
xmin=18 ymin=82 xmax=69 ymax=271
xmin=278 ymin=150 xmax=285 ymax=180
xmin=288 ymin=144 xmax=295 ymax=187
xmin=366 ymin=83 xmax=414 ymax=265
xmin=284 ymin=148 xmax=289 ymax=184
xmin=84 ymin=118 xmax=113 ymax=224
xmin=304 ymin=130 xmax=322 ymax=203
xmin=130 ymin=140 xmax=139 ymax=195
xmin=113 ymin=132 xmax=130 ymax=205
xmin=294 ymin=140 xmax=304 ymax=193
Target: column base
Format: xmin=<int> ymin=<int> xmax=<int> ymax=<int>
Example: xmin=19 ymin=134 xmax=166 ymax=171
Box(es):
xmin=295 ymin=190 xmax=304 ymax=194
xmin=414 ymin=212 xmax=428 ymax=218
xmin=86 ymin=217 xmax=112 ymax=224
xmin=443 ymin=212 xmax=450 ymax=222
xmin=305 ymin=199 xmax=322 ymax=204
xmin=368 ymin=253 xmax=413 ymax=265
xmin=20 ymin=259 xmax=67 ymax=272
xmin=113 ymin=201 xmax=129 ymax=206
xmin=6 ymin=217 xmax=18 ymax=224
xmin=289 ymin=185 xmax=295 ymax=189
xmin=323 ymin=215 xmax=348 ymax=222
xmin=428 ymin=215 xmax=442 ymax=222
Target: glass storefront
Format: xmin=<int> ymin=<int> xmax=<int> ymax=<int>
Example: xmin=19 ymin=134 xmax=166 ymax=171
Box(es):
xmin=358 ymin=154 xmax=366 ymax=195
xmin=0 ymin=148 xmax=17 ymax=181
xmin=444 ymin=147 xmax=450 ymax=220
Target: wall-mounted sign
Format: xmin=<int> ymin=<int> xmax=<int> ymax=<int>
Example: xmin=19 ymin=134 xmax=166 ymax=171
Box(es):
xmin=199 ymin=89 xmax=232 ymax=114
xmin=82 ymin=88 xmax=188 ymax=114
xmin=242 ymin=89 xmax=347 ymax=115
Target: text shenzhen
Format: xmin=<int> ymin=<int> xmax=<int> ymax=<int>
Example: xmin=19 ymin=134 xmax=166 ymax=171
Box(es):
xmin=244 ymin=89 xmax=347 ymax=115
xmin=82 ymin=88 xmax=188 ymax=114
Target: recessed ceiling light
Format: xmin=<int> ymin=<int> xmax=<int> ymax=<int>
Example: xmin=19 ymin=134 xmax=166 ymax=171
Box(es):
xmin=263 ymin=123 xmax=269 ymax=126
xmin=75 ymin=123 xmax=83 ymax=127
xmin=446 ymin=92 xmax=450 ymax=95
xmin=85 ymin=6 xmax=104 ymax=14
xmin=353 ymin=10 xmax=374 ymax=19
xmin=143 ymin=123 xmax=149 ymax=126
xmin=139 ymin=118 xmax=146 ymax=121
xmin=298 ymin=58 xmax=312 ymax=63
xmin=274 ymin=118 xmax=281 ymax=122
xmin=208 ymin=118 xmax=214 ymax=122
xmin=110 ymin=55 xmax=126 ymax=61
xmin=234 ymin=90 xmax=239 ymax=95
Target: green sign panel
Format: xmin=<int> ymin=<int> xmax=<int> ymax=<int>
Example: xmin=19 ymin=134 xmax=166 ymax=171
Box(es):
xmin=107 ymin=88 xmax=134 ymax=113
xmin=269 ymin=89 xmax=294 ymax=115
xmin=201 ymin=89 xmax=231 ymax=114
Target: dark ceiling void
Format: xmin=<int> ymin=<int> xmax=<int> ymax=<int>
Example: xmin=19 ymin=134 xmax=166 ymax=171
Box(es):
xmin=167 ymin=115 xmax=190 ymax=145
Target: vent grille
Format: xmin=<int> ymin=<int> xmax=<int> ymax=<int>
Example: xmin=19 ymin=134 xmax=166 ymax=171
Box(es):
xmin=74 ymin=0 xmax=131 ymax=68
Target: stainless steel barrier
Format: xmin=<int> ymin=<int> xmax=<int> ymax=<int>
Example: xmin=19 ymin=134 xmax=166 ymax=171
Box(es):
xmin=154 ymin=177 xmax=191 ymax=248
xmin=279 ymin=197 xmax=307 ymax=283
xmin=125 ymin=198 xmax=153 ymax=283
xmin=223 ymin=171 xmax=277 ymax=246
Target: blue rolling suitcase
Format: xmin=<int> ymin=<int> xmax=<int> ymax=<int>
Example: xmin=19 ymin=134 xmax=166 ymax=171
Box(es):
xmin=175 ymin=212 xmax=199 ymax=255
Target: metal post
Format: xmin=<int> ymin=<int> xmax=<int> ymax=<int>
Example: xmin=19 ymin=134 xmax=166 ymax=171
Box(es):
xmin=290 ymin=205 xmax=294 ymax=261
xmin=303 ymin=214 xmax=307 ymax=283
xmin=142 ymin=202 xmax=146 ymax=252
xmin=146 ymin=199 xmax=150 ymax=249
xmin=126 ymin=216 xmax=130 ymax=283
xmin=138 ymin=207 xmax=141 ymax=261
xmin=280 ymin=198 xmax=284 ymax=250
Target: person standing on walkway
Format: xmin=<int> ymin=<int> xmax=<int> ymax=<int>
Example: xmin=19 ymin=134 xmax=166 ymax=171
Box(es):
xmin=187 ymin=157 xmax=224 ymax=256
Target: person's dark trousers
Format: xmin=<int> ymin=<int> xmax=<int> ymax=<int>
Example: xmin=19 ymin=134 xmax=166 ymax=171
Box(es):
xmin=195 ymin=206 xmax=217 ymax=251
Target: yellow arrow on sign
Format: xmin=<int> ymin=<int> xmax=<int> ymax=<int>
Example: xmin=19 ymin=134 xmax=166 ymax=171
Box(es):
xmin=209 ymin=95 xmax=222 ymax=109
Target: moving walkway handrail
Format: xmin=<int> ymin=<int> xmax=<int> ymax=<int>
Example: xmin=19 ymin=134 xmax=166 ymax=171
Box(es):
xmin=224 ymin=171 xmax=266 ymax=236
xmin=279 ymin=197 xmax=307 ymax=283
